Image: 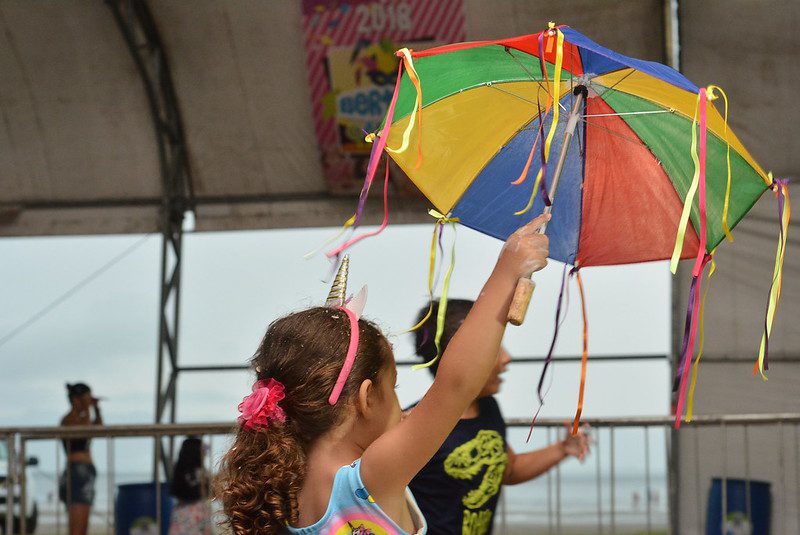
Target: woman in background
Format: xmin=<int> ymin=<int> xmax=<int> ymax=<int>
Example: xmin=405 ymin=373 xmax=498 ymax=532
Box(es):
xmin=60 ymin=382 xmax=102 ymax=535
xmin=169 ymin=436 xmax=214 ymax=535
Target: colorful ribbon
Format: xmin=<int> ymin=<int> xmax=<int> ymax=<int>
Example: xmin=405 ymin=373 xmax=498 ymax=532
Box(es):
xmin=686 ymin=251 xmax=716 ymax=422
xmin=326 ymin=157 xmax=391 ymax=258
xmin=527 ymin=263 xmax=569 ymax=441
xmin=754 ymin=177 xmax=791 ymax=379
xmin=706 ymin=85 xmax=734 ymax=242
xmin=511 ymin=103 xmax=544 ymax=186
xmin=387 ymin=48 xmax=423 ymax=169
xmin=516 ymin=24 xmax=563 ymax=216
xmin=412 ymin=210 xmax=459 ymax=371
xmin=673 ymin=88 xmax=709 ymax=429
xmin=329 ymin=306 xmax=361 ymax=405
xmin=352 ymin=56 xmax=404 ymax=230
xmin=571 ymin=268 xmax=588 ymax=435
xmin=670 ymin=90 xmax=705 ymax=274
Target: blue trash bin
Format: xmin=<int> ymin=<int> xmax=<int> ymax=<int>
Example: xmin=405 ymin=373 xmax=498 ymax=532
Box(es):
xmin=706 ymin=478 xmax=771 ymax=535
xmin=115 ymin=482 xmax=173 ymax=535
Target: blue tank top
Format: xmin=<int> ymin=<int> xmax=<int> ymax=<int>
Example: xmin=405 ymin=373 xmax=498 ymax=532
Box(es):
xmin=286 ymin=459 xmax=427 ymax=534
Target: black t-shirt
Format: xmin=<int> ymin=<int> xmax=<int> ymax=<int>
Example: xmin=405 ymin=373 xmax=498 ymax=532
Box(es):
xmin=409 ymin=396 xmax=508 ymax=535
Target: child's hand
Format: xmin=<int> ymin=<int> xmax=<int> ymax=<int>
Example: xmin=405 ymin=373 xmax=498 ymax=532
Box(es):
xmin=497 ymin=213 xmax=551 ymax=279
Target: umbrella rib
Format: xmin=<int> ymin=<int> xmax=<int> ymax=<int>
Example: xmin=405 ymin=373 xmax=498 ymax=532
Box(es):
xmin=488 ymin=84 xmax=568 ymax=113
xmin=580 ymin=117 xmax=649 ymax=148
xmin=582 ymin=109 xmax=674 ymax=118
xmin=596 ymin=68 xmax=637 ymax=98
xmin=503 ymin=46 xmax=543 ymax=82
xmin=503 ymin=47 xmax=572 ymax=112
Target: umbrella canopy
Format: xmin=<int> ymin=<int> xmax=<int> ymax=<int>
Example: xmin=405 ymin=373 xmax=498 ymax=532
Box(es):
xmin=382 ymin=25 xmax=771 ymax=267
xmin=331 ymin=24 xmax=788 ymax=431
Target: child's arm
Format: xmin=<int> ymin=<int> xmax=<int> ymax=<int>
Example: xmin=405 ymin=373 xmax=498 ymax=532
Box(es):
xmin=362 ymin=213 xmax=550 ymax=495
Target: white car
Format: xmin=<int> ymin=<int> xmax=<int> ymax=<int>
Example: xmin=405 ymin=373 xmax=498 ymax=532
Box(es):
xmin=0 ymin=441 xmax=38 ymax=534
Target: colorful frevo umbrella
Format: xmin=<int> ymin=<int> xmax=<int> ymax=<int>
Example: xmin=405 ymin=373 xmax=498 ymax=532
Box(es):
xmin=324 ymin=23 xmax=790 ymax=432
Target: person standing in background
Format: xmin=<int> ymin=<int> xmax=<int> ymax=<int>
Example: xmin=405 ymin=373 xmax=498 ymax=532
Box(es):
xmin=60 ymin=382 xmax=102 ymax=535
xmin=169 ymin=437 xmax=214 ymax=535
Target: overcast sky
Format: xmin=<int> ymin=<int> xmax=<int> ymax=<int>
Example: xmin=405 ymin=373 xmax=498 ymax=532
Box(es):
xmin=0 ymin=224 xmax=672 ymax=475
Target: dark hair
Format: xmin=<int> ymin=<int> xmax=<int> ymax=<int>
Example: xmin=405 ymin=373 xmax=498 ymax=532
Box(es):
xmin=213 ymin=307 xmax=393 ymax=534
xmin=66 ymin=383 xmax=91 ymax=403
xmin=171 ymin=437 xmax=205 ymax=502
xmin=414 ymin=299 xmax=475 ymax=376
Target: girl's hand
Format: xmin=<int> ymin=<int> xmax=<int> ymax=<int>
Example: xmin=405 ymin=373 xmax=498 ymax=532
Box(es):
xmin=497 ymin=213 xmax=551 ymax=279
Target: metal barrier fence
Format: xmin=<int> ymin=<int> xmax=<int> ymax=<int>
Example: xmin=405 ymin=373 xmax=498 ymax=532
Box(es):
xmin=1 ymin=414 xmax=798 ymax=535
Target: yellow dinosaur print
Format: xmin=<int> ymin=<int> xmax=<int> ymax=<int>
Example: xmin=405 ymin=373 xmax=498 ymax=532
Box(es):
xmin=444 ymin=430 xmax=508 ymax=510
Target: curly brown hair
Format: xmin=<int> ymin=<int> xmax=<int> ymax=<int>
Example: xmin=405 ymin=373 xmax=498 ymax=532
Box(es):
xmin=213 ymin=307 xmax=393 ymax=534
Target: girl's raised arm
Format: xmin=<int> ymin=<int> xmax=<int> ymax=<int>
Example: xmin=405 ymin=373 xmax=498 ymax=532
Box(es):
xmin=361 ymin=212 xmax=550 ymax=496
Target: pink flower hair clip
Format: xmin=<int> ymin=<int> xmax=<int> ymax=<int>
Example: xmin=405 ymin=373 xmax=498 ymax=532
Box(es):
xmin=237 ymin=378 xmax=286 ymax=430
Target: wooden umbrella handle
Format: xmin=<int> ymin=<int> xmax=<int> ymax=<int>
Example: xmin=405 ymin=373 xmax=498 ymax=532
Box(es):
xmin=507 ymin=277 xmax=536 ymax=326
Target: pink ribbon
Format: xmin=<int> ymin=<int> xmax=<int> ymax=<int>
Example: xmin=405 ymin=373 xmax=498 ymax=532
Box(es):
xmin=674 ymin=88 xmax=708 ymax=429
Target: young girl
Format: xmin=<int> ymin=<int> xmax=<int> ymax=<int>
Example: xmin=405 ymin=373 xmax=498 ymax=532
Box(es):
xmin=214 ymin=213 xmax=550 ymax=534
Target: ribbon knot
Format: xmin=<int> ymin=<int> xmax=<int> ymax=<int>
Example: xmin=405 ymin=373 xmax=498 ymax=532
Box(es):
xmin=428 ymin=209 xmax=459 ymax=224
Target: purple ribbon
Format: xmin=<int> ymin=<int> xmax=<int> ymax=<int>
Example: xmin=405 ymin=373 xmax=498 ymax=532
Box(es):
xmin=536 ymin=32 xmax=552 ymax=207
xmin=526 ymin=264 xmax=569 ymax=442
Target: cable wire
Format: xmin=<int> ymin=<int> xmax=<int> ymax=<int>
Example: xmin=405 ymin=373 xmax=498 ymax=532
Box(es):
xmin=0 ymin=233 xmax=154 ymax=350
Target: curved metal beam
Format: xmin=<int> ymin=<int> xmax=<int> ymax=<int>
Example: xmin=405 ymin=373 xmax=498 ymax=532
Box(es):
xmin=106 ymin=0 xmax=193 ymax=479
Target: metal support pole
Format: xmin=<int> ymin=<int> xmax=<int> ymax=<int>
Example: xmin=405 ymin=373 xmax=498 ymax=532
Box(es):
xmin=595 ymin=429 xmax=603 ymax=534
xmin=56 ymin=440 xmax=62 ymax=535
xmin=610 ymin=427 xmax=616 ymax=533
xmin=19 ymin=439 xmax=27 ymax=535
xmin=664 ymin=3 xmax=684 ymax=529
xmin=5 ymin=435 xmax=13 ymax=535
xmin=645 ymin=427 xmax=652 ymax=534
xmin=106 ymin=0 xmax=193 ymax=481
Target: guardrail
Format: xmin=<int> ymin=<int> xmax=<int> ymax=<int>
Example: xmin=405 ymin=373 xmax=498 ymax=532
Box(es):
xmin=1 ymin=414 xmax=798 ymax=534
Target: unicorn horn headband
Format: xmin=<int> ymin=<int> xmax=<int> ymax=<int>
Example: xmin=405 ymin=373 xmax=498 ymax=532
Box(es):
xmin=327 ymin=255 xmax=368 ymax=404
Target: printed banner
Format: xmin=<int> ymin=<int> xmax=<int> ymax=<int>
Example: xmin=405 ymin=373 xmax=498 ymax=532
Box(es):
xmin=302 ymin=0 xmax=466 ymax=194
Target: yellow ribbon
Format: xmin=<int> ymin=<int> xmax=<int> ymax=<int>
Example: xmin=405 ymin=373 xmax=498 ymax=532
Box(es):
xmin=387 ymin=48 xmax=423 ymax=169
xmin=754 ymin=174 xmax=790 ymax=380
xmin=303 ymin=214 xmax=356 ymax=259
xmin=410 ymin=210 xmax=459 ymax=370
xmin=707 ymin=85 xmax=733 ymax=242
xmin=686 ymin=249 xmax=716 ymax=422
xmin=515 ymin=26 xmax=564 ymax=215
xmin=670 ymin=91 xmax=703 ymax=273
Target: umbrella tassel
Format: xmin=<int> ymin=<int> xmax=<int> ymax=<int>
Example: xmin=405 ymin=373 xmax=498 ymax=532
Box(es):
xmin=353 ymin=56 xmax=404 ymax=228
xmin=669 ymin=91 xmax=704 ymax=273
xmin=527 ymin=263 xmax=569 ymax=441
xmin=571 ymin=268 xmax=588 ymax=435
xmin=398 ymin=213 xmax=450 ymax=335
xmin=754 ymin=177 xmax=791 ymax=379
xmin=707 ymin=85 xmax=734 ymax=242
xmin=515 ymin=26 xmax=564 ymax=216
xmin=386 ymin=48 xmax=423 ymax=169
xmin=674 ymin=88 xmax=710 ymax=428
xmin=318 ymin=58 xmax=404 ymax=261
xmin=326 ymin=157 xmax=391 ymax=258
xmin=686 ymin=252 xmax=717 ymax=422
xmin=673 ymin=256 xmax=712 ymax=428
xmin=510 ymin=107 xmax=544 ymax=186
xmin=413 ymin=213 xmax=459 ymax=370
